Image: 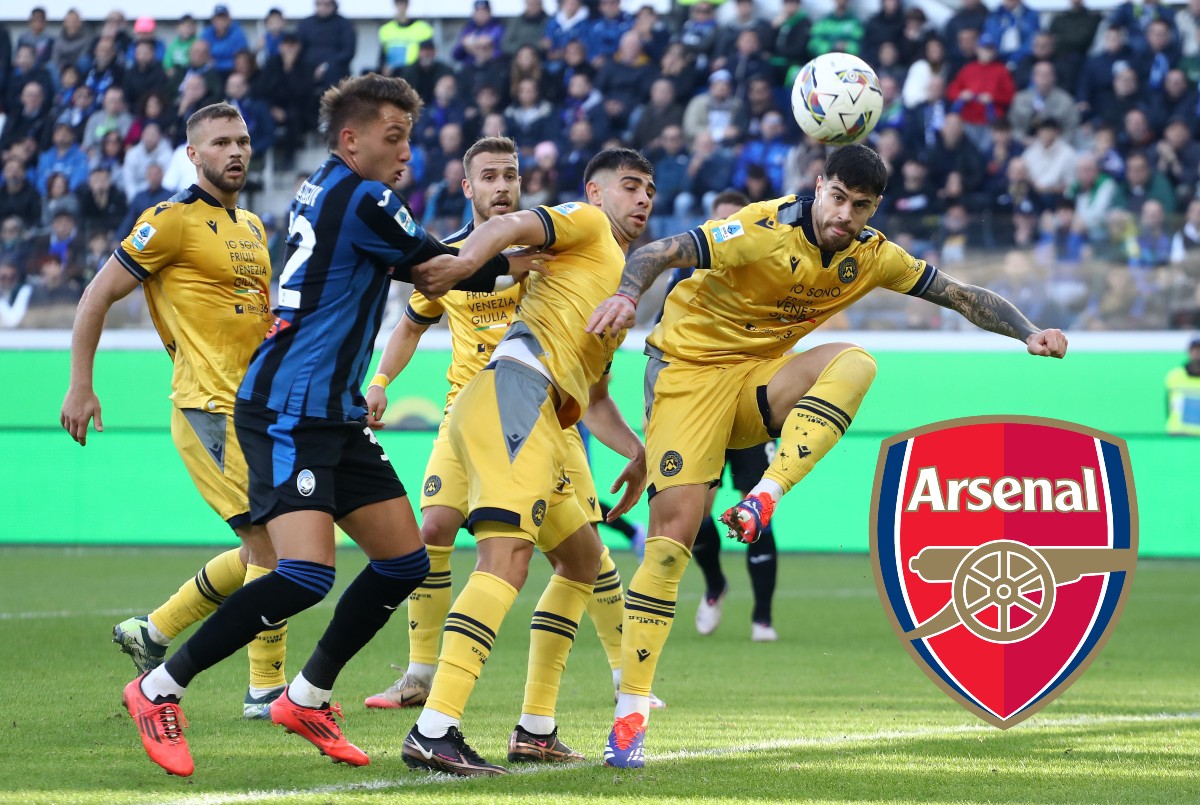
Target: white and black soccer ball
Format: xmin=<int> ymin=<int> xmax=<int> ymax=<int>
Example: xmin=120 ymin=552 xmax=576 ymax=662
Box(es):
xmin=791 ymin=52 xmax=884 ymax=146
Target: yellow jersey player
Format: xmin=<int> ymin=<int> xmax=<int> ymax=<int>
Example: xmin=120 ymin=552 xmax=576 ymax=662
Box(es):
xmin=400 ymin=148 xmax=654 ymax=777
xmin=588 ymin=143 xmax=1069 ymax=767
xmin=363 ymin=137 xmax=664 ymax=728
xmin=60 ymin=103 xmax=288 ymax=723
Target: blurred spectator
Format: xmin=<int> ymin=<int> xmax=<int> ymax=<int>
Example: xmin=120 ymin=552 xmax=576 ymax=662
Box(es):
xmin=947 ymin=34 xmax=1015 ymax=149
xmin=0 ymin=258 xmax=32 ymax=329
xmin=164 ymin=16 xmax=200 ymax=74
xmin=861 ymin=0 xmax=905 ymax=66
xmin=983 ymin=118 xmax=1023 ymax=195
xmin=19 ymin=8 xmax=54 ymax=67
xmin=897 ymin=8 xmax=932 ymax=67
xmin=520 ymin=166 xmax=556 ymax=209
xmin=123 ymin=41 xmax=170 ymax=112
xmin=770 ymin=0 xmax=810 ymax=83
xmin=502 ymin=0 xmax=549 ymax=57
xmin=453 ymin=0 xmax=505 ymax=67
xmin=647 ymin=124 xmax=690 ymax=218
xmin=990 ymin=249 xmax=1048 ymax=324
xmin=23 ymin=253 xmax=83 ymax=327
xmin=225 ymin=73 xmax=275 ymax=152
xmin=874 ymin=40 xmax=906 ymax=87
xmin=119 ymin=162 xmax=171 ymax=237
xmin=510 ymin=44 xmax=555 ymax=105
xmin=163 ymin=142 xmax=197 ymax=192
xmin=1170 ymin=199 xmax=1200 ymax=265
xmin=677 ymin=129 xmax=734 ymax=219
xmin=125 ymin=90 xmax=177 ymax=148
xmin=505 ymin=78 xmax=556 ymax=150
xmin=37 ymin=124 xmax=89 ymax=193
xmin=903 ymin=74 xmax=948 ymax=156
xmin=629 ymin=77 xmax=684 ymax=150
xmin=658 ymin=42 xmax=701 ymax=103
xmin=54 ymin=82 xmax=94 ymax=144
xmin=993 ymin=157 xmax=1039 ymax=246
xmin=78 ymin=166 xmax=127 ymax=240
xmin=463 ymin=85 xmax=504 ymax=142
xmin=127 ymin=16 xmax=166 ymax=65
xmin=1132 ymin=19 xmax=1179 ymax=95
xmin=559 ymin=70 xmax=610 ymax=144
xmin=1118 ymin=151 xmax=1176 ymax=215
xmin=415 ymin=74 xmax=467 ymax=151
xmin=715 ymin=0 xmax=774 ymax=69
xmin=10 ymin=42 xmax=56 ymax=111
xmin=232 ymin=50 xmax=260 ymax=89
xmin=0 ymin=216 xmax=31 ymax=265
xmin=683 ymin=69 xmax=744 ymax=146
xmin=84 ymin=87 xmax=133 ymax=153
xmin=1109 ymin=0 xmax=1174 ymax=53
xmin=886 ymin=160 xmax=941 ymax=245
xmin=1 ymin=81 xmax=52 ymax=152
xmin=876 ymin=75 xmax=907 ymax=138
xmin=742 ymin=76 xmax=783 ymax=141
xmin=31 ymin=209 xmax=85 ymax=274
xmin=555 ymin=40 xmax=591 ymax=98
xmin=724 ymin=30 xmax=771 ymax=101
xmin=809 ymin=0 xmax=862 ymax=59
xmin=1009 ymin=62 xmax=1080 ymax=144
xmin=202 ymin=6 xmax=250 ymax=76
xmin=1092 ymin=124 xmax=1126 ymax=181
xmin=903 ymin=36 xmax=948 ymax=110
xmin=741 ymin=163 xmax=773 ymax=202
xmin=171 ymin=40 xmax=223 ymax=107
xmin=1132 ymin=199 xmax=1172 ymax=268
xmin=258 ymin=9 xmax=289 ymax=63
xmin=91 ymin=129 xmax=127 ymax=175
xmin=943 ymin=0 xmax=988 ymax=66
xmin=1069 ymin=153 xmax=1119 ymax=242
xmin=425 ymin=123 xmax=464 ymax=190
xmin=94 ymin=11 xmax=133 ymax=64
xmin=378 ymin=0 xmax=434 ymax=75
xmin=259 ymin=31 xmax=315 ymax=170
xmin=544 ymin=0 xmax=591 ymax=64
xmin=678 ymin=1 xmax=718 ymax=71
xmin=982 ymin=0 xmax=1039 ymax=70
xmin=51 ymin=65 xmax=85 ymax=119
xmin=399 ymin=39 xmax=454 ymax=102
xmin=1048 ymin=0 xmax=1100 ymax=91
xmin=1011 ymin=32 xmax=1068 ymax=92
xmin=1178 ymin=0 xmax=1200 ymax=78
xmin=0 ymin=21 xmax=10 ymax=103
xmin=1148 ymin=70 xmax=1197 ymax=135
xmin=558 ymin=118 xmax=598 ymax=200
xmin=299 ymin=0 xmax=357 ymax=93
xmin=733 ymin=110 xmax=788 ymax=194
xmin=121 ymin=122 xmax=173 ymax=201
xmin=1023 ymin=118 xmax=1076 ymax=203
xmin=632 ymin=6 xmax=670 ymax=63
xmin=595 ymin=32 xmax=656 ymax=133
xmin=586 ymin=0 xmax=634 ymax=66
xmin=1153 ymin=119 xmax=1200 ymax=206
xmin=83 ymin=38 xmax=124 ymax=101
xmin=458 ymin=33 xmax=510 ymax=106
xmin=922 ymin=112 xmax=986 ymax=210
xmin=1076 ymin=26 xmax=1131 ymax=124
xmin=0 ymin=159 xmax=41 ymax=228
xmin=53 ymin=9 xmax=91 ymax=75
xmin=422 ymin=159 xmax=468 ymax=234
xmin=41 ymin=173 xmax=82 ymax=229
xmin=1100 ymin=68 xmax=1147 ymax=136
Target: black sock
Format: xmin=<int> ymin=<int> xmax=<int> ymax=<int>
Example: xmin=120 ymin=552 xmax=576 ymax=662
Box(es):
xmin=300 ymin=560 xmax=425 ymax=690
xmin=692 ymin=515 xmax=727 ymax=601
xmin=746 ymin=526 xmax=777 ymax=625
xmin=598 ymin=501 xmax=637 ymax=540
xmin=166 ymin=563 xmax=331 ymax=687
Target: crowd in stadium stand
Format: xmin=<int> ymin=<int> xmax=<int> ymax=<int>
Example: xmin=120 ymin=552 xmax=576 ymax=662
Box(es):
xmin=2 ymin=0 xmax=1200 ymax=330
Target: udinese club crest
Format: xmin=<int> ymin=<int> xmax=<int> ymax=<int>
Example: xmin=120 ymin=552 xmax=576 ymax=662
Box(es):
xmin=870 ymin=416 xmax=1137 ymax=728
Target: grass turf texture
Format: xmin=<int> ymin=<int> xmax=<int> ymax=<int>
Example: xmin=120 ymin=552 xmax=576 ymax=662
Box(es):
xmin=1 ymin=546 xmax=1196 ymax=804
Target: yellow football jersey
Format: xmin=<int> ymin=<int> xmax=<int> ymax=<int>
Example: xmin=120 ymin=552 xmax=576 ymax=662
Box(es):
xmin=650 ymin=195 xmax=936 ymax=363
xmin=513 ymin=201 xmax=627 ymax=427
xmin=406 ymin=221 xmax=523 ymax=412
xmin=116 ymin=185 xmax=272 ymax=413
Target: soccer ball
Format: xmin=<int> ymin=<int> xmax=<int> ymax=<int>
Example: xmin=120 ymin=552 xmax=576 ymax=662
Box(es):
xmin=791 ymin=52 xmax=883 ymax=146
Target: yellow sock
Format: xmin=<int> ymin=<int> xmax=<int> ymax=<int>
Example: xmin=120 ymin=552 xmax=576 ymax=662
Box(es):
xmin=245 ymin=564 xmax=288 ymax=689
xmin=523 ymin=575 xmax=592 ymax=717
xmin=408 ymin=544 xmax=454 ymax=666
xmin=620 ymin=537 xmax=691 ymax=696
xmin=764 ymin=347 xmax=877 ymax=495
xmin=149 ymin=547 xmax=245 ymax=639
xmin=426 ymin=570 xmax=518 ymax=719
xmin=587 ymin=547 xmax=624 ymax=670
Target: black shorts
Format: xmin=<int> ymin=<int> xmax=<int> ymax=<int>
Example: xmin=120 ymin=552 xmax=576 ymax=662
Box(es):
xmin=235 ymin=398 xmax=407 ymax=525
xmin=722 ymin=441 xmax=777 ymax=493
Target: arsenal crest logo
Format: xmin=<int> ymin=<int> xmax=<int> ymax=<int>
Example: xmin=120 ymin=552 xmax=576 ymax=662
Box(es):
xmin=870 ymin=416 xmax=1138 ymax=728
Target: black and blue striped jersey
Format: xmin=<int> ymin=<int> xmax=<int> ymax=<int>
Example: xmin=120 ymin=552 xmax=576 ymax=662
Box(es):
xmin=237 ymin=154 xmax=507 ymax=421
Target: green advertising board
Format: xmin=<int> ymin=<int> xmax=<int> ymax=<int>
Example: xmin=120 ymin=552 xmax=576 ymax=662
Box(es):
xmin=2 ymin=342 xmax=1195 ymax=555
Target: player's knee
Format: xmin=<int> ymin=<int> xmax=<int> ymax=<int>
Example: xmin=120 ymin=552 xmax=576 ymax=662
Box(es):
xmin=420 ymin=508 xmax=461 ymax=547
xmin=834 ymin=346 xmax=878 ymax=389
xmin=370 ymin=549 xmax=430 ymax=583
xmin=270 ymin=558 xmax=337 ymax=614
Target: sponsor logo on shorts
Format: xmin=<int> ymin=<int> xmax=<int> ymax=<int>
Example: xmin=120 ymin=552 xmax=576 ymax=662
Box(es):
xmin=423 ymin=475 xmax=442 ymax=496
xmin=659 ymin=450 xmax=683 ymax=477
xmin=296 ymin=469 xmax=316 ymax=497
xmin=837 ymin=257 xmax=859 ymax=283
xmin=531 ymin=499 xmax=547 ymax=526
xmin=131 ymin=223 xmax=157 ymax=251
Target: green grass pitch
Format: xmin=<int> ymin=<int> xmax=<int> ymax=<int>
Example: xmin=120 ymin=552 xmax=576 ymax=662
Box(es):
xmin=1 ymin=546 xmax=1197 ymax=804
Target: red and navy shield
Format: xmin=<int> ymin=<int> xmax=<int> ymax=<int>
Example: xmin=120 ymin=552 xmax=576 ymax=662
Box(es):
xmin=870 ymin=416 xmax=1138 ymax=728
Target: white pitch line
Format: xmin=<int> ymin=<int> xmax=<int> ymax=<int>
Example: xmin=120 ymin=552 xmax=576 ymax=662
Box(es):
xmin=169 ymin=711 xmax=1200 ymax=805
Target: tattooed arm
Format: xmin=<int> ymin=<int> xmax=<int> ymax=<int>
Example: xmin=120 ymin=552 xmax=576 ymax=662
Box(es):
xmin=586 ymin=232 xmax=699 ymax=335
xmin=920 ymin=271 xmax=1069 ymax=358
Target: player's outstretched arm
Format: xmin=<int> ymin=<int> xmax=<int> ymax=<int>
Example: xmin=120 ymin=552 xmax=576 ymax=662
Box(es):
xmin=61 ymin=257 xmax=141 ymax=445
xmin=582 ymin=373 xmax=647 ymax=520
xmin=587 ymin=232 xmax=699 ymax=336
xmin=919 ymin=271 xmax=1068 ymax=358
xmin=411 ymin=211 xmax=550 ymax=298
xmin=365 ymin=314 xmax=431 ymax=428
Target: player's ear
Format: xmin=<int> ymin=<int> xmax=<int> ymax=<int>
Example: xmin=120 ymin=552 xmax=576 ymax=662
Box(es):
xmin=186 ymin=143 xmax=200 ymax=167
xmin=462 ymin=177 xmax=473 ymax=199
xmin=584 ymin=179 xmax=603 ymax=206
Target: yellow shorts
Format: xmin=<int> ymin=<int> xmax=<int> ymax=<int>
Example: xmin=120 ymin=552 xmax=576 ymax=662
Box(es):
xmin=171 ymin=406 xmax=251 ymax=529
xmin=643 ymin=348 xmax=794 ymax=495
xmin=421 ymin=412 xmax=600 ymax=529
xmin=448 ymin=360 xmax=590 ymax=550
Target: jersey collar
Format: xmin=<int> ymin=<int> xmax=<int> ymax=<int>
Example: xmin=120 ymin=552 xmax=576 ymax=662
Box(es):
xmin=189 ymin=183 xmax=239 ymax=223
